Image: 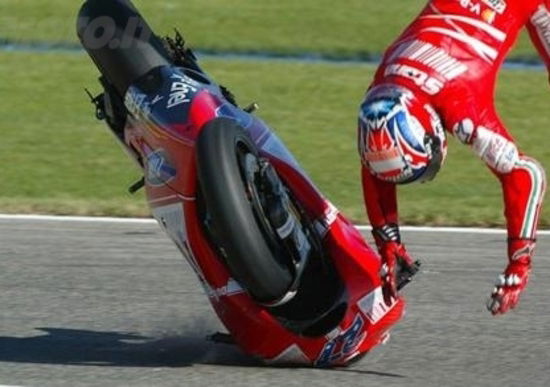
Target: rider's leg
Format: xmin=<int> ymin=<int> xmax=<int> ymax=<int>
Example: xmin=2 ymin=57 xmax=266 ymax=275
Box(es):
xmin=447 ymin=102 xmax=546 ymax=314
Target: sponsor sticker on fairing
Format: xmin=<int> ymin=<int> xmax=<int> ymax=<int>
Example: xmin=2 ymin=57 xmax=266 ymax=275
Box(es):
xmin=315 ymin=314 xmax=367 ymax=366
xmin=152 ymin=203 xmax=205 ymax=281
xmin=267 ymin=344 xmax=311 ymax=365
xmin=145 ymin=149 xmax=177 ymax=186
xmin=357 ymin=287 xmax=397 ymax=324
xmin=167 ymin=73 xmax=199 ymax=109
xmin=207 ymin=278 xmax=245 ymax=300
xmin=125 ymin=88 xmax=151 ymax=118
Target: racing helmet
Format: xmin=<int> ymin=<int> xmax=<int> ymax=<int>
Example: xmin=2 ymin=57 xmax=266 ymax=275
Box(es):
xmin=358 ymin=84 xmax=447 ymax=184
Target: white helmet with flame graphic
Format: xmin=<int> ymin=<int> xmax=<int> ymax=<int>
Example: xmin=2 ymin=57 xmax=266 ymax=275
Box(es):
xmin=358 ymin=84 xmax=447 ymax=184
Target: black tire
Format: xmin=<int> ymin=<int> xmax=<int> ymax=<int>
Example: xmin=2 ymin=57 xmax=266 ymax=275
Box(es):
xmin=196 ymin=118 xmax=294 ymax=303
xmin=77 ymin=0 xmax=171 ymax=95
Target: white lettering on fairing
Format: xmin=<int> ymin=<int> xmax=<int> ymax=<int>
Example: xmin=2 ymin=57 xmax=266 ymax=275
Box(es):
xmin=167 ymin=74 xmax=199 ymax=109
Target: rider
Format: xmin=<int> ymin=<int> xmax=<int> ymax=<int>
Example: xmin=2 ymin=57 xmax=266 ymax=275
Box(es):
xmin=358 ymin=0 xmax=548 ymax=315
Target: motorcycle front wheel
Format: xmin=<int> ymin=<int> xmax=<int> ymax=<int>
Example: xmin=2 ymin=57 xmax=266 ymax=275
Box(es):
xmin=196 ymin=117 xmax=294 ymax=303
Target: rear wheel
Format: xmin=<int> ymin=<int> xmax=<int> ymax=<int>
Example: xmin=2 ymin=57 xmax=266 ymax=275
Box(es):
xmin=77 ymin=0 xmax=171 ymax=96
xmin=196 ymin=118 xmax=294 ymax=303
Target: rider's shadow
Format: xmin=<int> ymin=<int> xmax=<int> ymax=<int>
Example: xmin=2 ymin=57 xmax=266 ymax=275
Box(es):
xmin=0 ymin=327 xmax=259 ymax=368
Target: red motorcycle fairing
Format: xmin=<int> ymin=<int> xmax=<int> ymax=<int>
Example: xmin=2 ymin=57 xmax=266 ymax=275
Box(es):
xmin=123 ymin=65 xmax=405 ymax=366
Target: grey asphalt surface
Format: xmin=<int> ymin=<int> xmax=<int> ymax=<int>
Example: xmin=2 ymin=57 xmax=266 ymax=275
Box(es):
xmin=0 ymin=218 xmax=549 ymax=387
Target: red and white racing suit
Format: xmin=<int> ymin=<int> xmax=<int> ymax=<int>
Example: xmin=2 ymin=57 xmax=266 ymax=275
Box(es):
xmin=362 ymin=0 xmax=548 ymax=314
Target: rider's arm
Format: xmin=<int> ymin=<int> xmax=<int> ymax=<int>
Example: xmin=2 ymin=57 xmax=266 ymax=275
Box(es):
xmin=361 ymin=166 xmax=415 ymax=304
xmin=526 ymin=2 xmax=550 ymax=74
xmin=361 ymin=166 xmax=398 ymax=228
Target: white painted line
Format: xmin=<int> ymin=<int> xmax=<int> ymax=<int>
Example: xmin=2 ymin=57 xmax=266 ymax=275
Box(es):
xmin=356 ymin=225 xmax=550 ymax=235
xmin=0 ymin=214 xmax=156 ymax=224
xmin=356 ymin=225 xmax=504 ymax=234
xmin=1 ymin=213 xmax=549 ymax=235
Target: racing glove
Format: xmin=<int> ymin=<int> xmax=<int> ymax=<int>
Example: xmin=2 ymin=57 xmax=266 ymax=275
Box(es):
xmin=487 ymin=239 xmax=535 ymax=315
xmin=373 ymin=224 xmax=420 ymax=306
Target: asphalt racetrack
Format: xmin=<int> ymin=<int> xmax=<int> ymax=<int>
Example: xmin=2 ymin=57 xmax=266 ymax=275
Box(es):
xmin=1 ymin=217 xmax=549 ymax=386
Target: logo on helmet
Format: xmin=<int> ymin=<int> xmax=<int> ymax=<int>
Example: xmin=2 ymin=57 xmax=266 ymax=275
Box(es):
xmin=361 ymin=98 xmax=401 ymax=164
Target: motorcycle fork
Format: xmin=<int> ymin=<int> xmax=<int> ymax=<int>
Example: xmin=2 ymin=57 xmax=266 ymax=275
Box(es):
xmin=252 ymin=159 xmax=321 ymax=307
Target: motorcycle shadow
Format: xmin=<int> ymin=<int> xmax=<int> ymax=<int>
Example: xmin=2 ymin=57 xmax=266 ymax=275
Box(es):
xmin=0 ymin=328 xmax=405 ymax=377
xmin=0 ymin=327 xmax=259 ymax=368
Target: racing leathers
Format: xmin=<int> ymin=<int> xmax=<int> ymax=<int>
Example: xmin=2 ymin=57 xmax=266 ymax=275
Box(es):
xmin=361 ymin=0 xmax=548 ymax=314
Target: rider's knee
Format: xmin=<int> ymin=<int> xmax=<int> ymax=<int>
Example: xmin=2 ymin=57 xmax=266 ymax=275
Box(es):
xmin=516 ymin=156 xmax=547 ymax=188
xmin=453 ymin=120 xmax=519 ymax=174
xmin=474 ymin=126 xmax=519 ymax=173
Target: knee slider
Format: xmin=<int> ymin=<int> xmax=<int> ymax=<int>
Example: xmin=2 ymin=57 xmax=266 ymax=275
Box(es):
xmin=472 ymin=126 xmax=519 ymax=173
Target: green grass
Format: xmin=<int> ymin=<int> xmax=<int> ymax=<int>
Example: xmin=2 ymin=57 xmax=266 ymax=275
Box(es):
xmin=0 ymin=50 xmax=549 ymax=226
xmin=0 ymin=0 xmax=540 ymax=61
xmin=0 ymin=51 xmax=148 ymax=216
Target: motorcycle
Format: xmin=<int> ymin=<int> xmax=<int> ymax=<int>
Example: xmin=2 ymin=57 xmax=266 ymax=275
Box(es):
xmin=77 ymin=0 xmax=418 ymax=367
